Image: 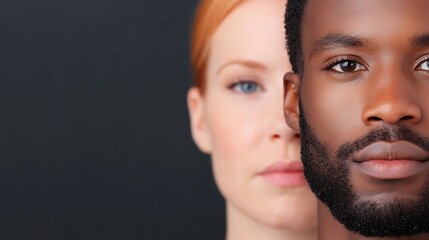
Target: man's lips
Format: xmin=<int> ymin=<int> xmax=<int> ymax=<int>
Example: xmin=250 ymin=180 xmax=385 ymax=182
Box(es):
xmin=352 ymin=141 xmax=429 ymax=179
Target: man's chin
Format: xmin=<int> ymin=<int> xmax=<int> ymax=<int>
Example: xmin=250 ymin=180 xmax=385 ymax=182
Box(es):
xmin=340 ymin=198 xmax=429 ymax=237
xmin=299 ymin=107 xmax=429 ymax=237
xmin=356 ymin=192 xmax=424 ymax=205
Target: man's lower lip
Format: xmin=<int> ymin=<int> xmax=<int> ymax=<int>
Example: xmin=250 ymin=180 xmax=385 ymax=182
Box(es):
xmin=260 ymin=172 xmax=307 ymax=187
xmin=355 ymin=160 xmax=427 ymax=179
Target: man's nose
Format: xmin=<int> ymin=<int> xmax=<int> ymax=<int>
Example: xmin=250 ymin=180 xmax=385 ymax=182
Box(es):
xmin=361 ymin=67 xmax=422 ymax=126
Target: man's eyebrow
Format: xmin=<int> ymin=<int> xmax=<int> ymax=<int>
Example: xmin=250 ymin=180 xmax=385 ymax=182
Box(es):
xmin=216 ymin=60 xmax=266 ymax=75
xmin=410 ymin=34 xmax=429 ymax=47
xmin=310 ymin=34 xmax=369 ymax=58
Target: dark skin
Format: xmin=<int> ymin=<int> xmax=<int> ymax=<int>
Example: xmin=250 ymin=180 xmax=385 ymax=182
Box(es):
xmin=284 ymin=0 xmax=429 ymax=239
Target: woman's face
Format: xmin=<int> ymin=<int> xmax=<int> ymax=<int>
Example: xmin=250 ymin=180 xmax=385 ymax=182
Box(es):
xmin=188 ymin=0 xmax=317 ymax=230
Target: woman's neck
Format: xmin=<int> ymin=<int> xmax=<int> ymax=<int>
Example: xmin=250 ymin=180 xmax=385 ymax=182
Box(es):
xmin=225 ymin=203 xmax=317 ymax=240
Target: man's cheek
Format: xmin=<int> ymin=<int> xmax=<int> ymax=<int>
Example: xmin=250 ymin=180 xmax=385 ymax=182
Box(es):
xmin=303 ymin=88 xmax=365 ymax=143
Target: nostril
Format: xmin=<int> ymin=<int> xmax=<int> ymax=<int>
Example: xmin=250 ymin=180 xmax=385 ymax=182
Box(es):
xmin=400 ymin=115 xmax=414 ymax=121
xmin=271 ymin=133 xmax=281 ymax=140
xmin=366 ymin=114 xmax=416 ymax=124
xmin=294 ymin=132 xmax=300 ymax=139
xmin=368 ymin=116 xmax=382 ymax=122
xmin=363 ymin=99 xmax=422 ymax=125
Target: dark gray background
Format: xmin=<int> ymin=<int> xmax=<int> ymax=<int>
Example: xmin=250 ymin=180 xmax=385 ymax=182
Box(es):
xmin=0 ymin=0 xmax=225 ymax=239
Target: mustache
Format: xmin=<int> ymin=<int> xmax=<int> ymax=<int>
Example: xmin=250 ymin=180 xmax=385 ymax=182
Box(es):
xmin=336 ymin=125 xmax=429 ymax=160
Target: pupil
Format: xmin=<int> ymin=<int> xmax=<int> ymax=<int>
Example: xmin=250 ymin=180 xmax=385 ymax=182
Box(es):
xmin=241 ymin=83 xmax=256 ymax=92
xmin=340 ymin=61 xmax=356 ymax=72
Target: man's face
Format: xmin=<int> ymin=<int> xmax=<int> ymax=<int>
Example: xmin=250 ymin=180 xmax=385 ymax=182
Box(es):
xmin=297 ymin=0 xmax=429 ymax=237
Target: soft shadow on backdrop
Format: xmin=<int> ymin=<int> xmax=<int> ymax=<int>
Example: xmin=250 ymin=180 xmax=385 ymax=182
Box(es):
xmin=0 ymin=0 xmax=224 ymax=239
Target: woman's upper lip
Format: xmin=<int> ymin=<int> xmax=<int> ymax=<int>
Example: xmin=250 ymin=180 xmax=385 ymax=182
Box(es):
xmin=352 ymin=141 xmax=429 ymax=163
xmin=260 ymin=160 xmax=304 ymax=174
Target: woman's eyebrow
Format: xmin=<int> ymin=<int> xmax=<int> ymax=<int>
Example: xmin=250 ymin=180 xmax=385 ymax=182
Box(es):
xmin=216 ymin=60 xmax=267 ymax=75
xmin=309 ymin=33 xmax=369 ymax=59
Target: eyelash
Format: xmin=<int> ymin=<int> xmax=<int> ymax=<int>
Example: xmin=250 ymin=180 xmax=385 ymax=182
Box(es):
xmin=323 ymin=56 xmax=366 ymax=74
xmin=324 ymin=56 xmax=349 ymax=69
xmin=323 ymin=55 xmax=429 ymax=73
xmin=415 ymin=55 xmax=429 ymax=71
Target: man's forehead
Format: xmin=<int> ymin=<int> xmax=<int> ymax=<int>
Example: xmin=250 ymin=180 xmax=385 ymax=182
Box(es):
xmin=301 ymin=0 xmax=429 ymax=55
xmin=303 ymin=0 xmax=429 ymax=31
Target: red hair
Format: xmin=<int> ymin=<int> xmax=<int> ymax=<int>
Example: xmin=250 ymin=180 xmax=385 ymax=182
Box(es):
xmin=190 ymin=0 xmax=244 ymax=92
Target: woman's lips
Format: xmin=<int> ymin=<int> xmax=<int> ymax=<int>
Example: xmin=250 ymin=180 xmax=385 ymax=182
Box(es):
xmin=352 ymin=141 xmax=429 ymax=179
xmin=259 ymin=161 xmax=307 ymax=187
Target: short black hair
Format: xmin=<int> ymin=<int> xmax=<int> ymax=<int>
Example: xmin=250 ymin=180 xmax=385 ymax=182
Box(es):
xmin=285 ymin=0 xmax=307 ymax=73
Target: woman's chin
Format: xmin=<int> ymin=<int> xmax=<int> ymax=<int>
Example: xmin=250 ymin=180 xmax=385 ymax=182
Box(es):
xmin=263 ymin=194 xmax=317 ymax=230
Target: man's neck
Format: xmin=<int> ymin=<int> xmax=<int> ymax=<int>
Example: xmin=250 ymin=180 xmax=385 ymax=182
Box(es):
xmin=318 ymin=202 xmax=429 ymax=240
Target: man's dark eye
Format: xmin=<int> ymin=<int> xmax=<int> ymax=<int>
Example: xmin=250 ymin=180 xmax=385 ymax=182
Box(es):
xmin=340 ymin=61 xmax=356 ymax=72
xmin=331 ymin=60 xmax=365 ymax=73
xmin=416 ymin=59 xmax=429 ymax=71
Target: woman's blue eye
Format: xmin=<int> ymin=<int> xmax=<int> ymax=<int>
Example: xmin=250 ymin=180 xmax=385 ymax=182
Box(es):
xmin=233 ymin=81 xmax=259 ymax=93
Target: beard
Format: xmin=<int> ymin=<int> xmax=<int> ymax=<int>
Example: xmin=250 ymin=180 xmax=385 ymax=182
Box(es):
xmin=299 ymin=102 xmax=429 ymax=237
